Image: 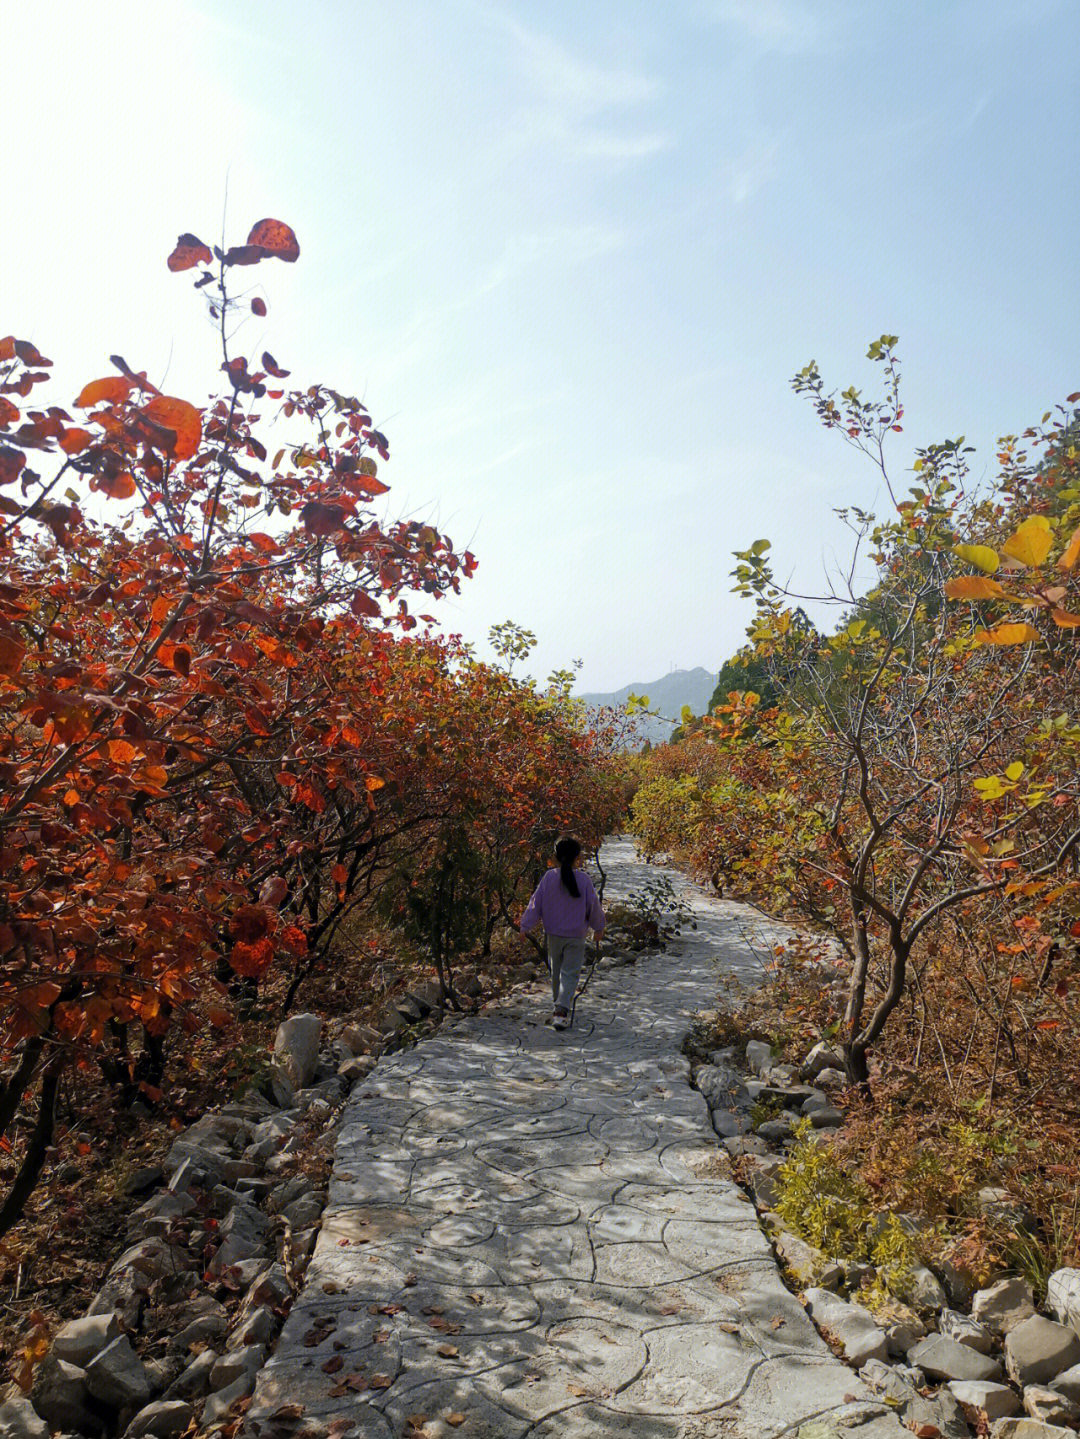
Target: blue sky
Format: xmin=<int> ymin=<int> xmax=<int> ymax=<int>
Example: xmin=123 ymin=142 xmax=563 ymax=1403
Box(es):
xmin=4 ymin=0 xmax=1077 ymax=691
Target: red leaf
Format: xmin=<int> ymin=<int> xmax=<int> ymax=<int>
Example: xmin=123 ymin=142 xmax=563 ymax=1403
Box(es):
xmin=59 ymin=427 xmax=93 ymax=455
xmin=301 ymin=501 xmax=346 ymax=536
xmin=0 ymin=447 xmax=26 ymax=485
xmin=142 ymin=395 xmax=202 ymax=461
xmin=350 ymin=591 xmax=381 ymax=618
xmin=246 ymin=219 xmax=300 ymax=262
xmin=224 ymin=245 xmax=265 ymax=267
xmin=168 ymin=233 xmax=214 ymax=272
xmin=251 ymin=297 xmax=267 ymax=317
xmin=262 ymin=351 xmax=290 ymax=379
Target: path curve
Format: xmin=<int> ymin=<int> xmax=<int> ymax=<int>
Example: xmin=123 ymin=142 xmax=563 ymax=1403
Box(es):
xmin=246 ymin=839 xmax=904 ymax=1439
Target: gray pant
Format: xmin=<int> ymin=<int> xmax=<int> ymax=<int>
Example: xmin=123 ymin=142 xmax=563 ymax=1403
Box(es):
xmin=547 ymin=935 xmax=585 ymax=1011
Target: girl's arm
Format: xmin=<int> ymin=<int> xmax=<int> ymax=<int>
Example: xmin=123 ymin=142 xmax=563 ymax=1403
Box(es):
xmin=583 ymin=875 xmax=605 ymax=935
xmin=520 ymin=881 xmax=544 ymax=934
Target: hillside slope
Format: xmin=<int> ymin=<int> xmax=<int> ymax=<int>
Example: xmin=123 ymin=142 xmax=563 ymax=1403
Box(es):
xmin=578 ymin=666 xmax=716 ymax=744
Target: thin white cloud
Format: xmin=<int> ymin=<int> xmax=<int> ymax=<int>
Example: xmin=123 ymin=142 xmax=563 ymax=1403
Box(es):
xmin=706 ymin=0 xmax=844 ymax=53
xmin=481 ymin=5 xmax=670 ymax=162
xmin=728 ymin=137 xmax=781 ymax=204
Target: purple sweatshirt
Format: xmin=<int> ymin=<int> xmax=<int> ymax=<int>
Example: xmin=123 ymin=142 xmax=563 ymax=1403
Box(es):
xmin=520 ymin=868 xmax=605 ymax=939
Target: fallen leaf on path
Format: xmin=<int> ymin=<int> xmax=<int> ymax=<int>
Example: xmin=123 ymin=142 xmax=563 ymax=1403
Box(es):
xmin=321 ymin=1356 xmax=343 ymax=1374
xmin=437 ymin=1344 xmax=459 ymax=1357
xmin=368 ymin=1373 xmax=393 ymax=1390
xmin=446 ymin=1417 xmax=466 ymax=1429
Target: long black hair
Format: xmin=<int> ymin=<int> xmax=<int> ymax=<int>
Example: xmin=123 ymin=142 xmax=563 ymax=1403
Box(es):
xmin=555 ymin=835 xmax=582 ymax=898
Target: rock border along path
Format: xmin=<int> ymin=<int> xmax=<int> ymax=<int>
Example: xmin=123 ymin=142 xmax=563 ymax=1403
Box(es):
xmin=246 ymin=838 xmax=906 ymax=1439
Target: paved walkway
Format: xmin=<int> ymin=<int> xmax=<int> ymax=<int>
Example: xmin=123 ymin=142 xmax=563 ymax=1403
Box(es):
xmin=247 ymin=839 xmax=904 ymax=1439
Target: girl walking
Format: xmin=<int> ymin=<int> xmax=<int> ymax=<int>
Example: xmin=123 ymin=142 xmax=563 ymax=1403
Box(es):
xmin=520 ymin=836 xmax=605 ymax=1029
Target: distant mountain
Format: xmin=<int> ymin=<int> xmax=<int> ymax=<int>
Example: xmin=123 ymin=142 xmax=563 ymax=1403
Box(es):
xmin=578 ymin=666 xmax=716 ymax=745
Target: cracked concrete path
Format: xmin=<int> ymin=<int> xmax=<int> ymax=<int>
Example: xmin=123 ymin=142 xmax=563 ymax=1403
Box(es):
xmin=247 ymin=838 xmax=904 ymax=1439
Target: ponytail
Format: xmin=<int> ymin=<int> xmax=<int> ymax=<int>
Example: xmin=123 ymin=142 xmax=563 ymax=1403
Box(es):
xmin=554 ymin=836 xmax=582 ymax=899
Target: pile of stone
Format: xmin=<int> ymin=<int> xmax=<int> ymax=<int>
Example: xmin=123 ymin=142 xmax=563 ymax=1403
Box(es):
xmin=697 ymin=1037 xmax=1080 ymax=1438
xmin=0 ymin=1013 xmax=377 ymax=1439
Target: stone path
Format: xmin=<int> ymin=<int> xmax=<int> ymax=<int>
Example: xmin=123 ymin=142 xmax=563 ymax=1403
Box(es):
xmin=247 ymin=839 xmax=905 ymax=1439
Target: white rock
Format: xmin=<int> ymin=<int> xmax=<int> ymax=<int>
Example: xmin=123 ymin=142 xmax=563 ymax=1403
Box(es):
xmin=745 ymin=1039 xmax=774 ymax=1075
xmin=52 ymin=1310 xmax=121 ymax=1367
xmin=800 ymin=1041 xmax=844 ymax=1079
xmin=0 ymin=1397 xmax=50 ymax=1439
xmin=1046 ymin=1270 xmax=1080 ymax=1337
xmin=1023 ymin=1386 xmax=1080 ymax=1424
xmin=803 ymin=1286 xmax=890 ymax=1366
xmin=908 ymin=1333 xmax=1003 ymax=1383
xmin=1006 ymin=1315 xmax=1080 ymax=1387
xmin=940 ymin=1306 xmax=995 ymax=1353
xmin=273 ymin=1013 xmax=322 ymax=1089
xmin=973 ymin=1277 xmax=1037 ymax=1335
xmin=948 ymin=1379 xmax=1020 ymax=1420
xmin=1049 ymin=1361 xmax=1080 ymax=1402
xmin=124 ymin=1399 xmax=194 ymax=1438
xmin=990 ymin=1421 xmax=1075 ymax=1438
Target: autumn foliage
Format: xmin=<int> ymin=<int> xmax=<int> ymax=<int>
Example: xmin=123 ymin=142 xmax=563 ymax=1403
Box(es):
xmin=0 ymin=220 xmax=619 ymax=1236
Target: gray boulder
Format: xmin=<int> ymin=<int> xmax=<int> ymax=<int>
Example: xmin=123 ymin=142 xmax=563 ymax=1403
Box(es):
xmin=1006 ymin=1315 xmax=1080 ymax=1387
xmin=30 ymin=1355 xmax=102 ymax=1433
xmin=1049 ymin=1361 xmax=1080 ymax=1402
xmin=803 ymin=1286 xmax=889 ymax=1366
xmin=948 ymin=1379 xmax=1020 ymax=1420
xmin=800 ymin=1041 xmax=844 ymax=1079
xmin=745 ymin=1039 xmax=774 ymax=1075
xmin=123 ymin=1400 xmax=193 ymax=1438
xmin=940 ymin=1305 xmax=995 ymax=1353
xmin=0 ymin=1398 xmax=50 ymax=1439
xmin=1023 ymin=1387 xmax=1080 ymax=1424
xmin=1046 ymin=1269 xmax=1080 ymax=1337
xmin=84 ymin=1335 xmax=153 ymax=1411
xmin=209 ymin=1344 xmax=265 ymax=1392
xmin=989 ymin=1421 xmax=1075 ymax=1438
xmin=52 ymin=1312 xmax=121 ymax=1368
xmin=273 ymin=1013 xmax=322 ymax=1088
xmin=973 ymin=1277 xmax=1037 ymax=1335
xmin=202 ymin=1376 xmax=254 ymax=1426
xmin=908 ymin=1333 xmax=1003 ymax=1382
xmin=164 ymin=1350 xmax=216 ymax=1401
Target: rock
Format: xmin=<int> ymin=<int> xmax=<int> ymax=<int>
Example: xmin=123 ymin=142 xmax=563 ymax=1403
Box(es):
xmin=228 ymin=1306 xmax=276 ymax=1349
xmin=243 ymin=1261 xmax=292 ymax=1310
xmin=164 ymin=1350 xmax=216 ymax=1401
xmin=815 ymin=1066 xmax=847 ymax=1088
xmin=743 ymin=1153 xmax=782 ymax=1207
xmin=695 ymin=1063 xmax=748 ymax=1109
xmin=948 ymin=1379 xmax=1021 ymax=1420
xmin=989 ymin=1422 xmax=1075 ymax=1438
xmin=377 ymin=1002 xmax=407 ymax=1035
xmin=1023 ymin=1387 xmax=1080 ymax=1424
xmin=123 ymin=1400 xmax=194 ymax=1438
xmin=745 ymin=1039 xmax=774 ymax=1075
xmin=711 ymin=1109 xmax=746 ymax=1138
xmin=281 ymin=1195 xmax=322 ymax=1229
xmin=877 ymin=1300 xmax=925 ymax=1354
xmin=860 ymin=1357 xmax=919 ymax=1407
xmin=273 ymin=1013 xmax=322 ymax=1089
xmin=53 ymin=1312 xmax=122 ymax=1368
xmin=266 ymin=1064 xmax=296 ymax=1109
xmin=722 ymin=1134 xmax=769 ymax=1157
xmin=800 ymin=1042 xmax=845 ymax=1079
xmin=393 ymin=993 xmax=426 ymax=1022
xmin=84 ymin=1335 xmax=153 ymax=1411
xmin=202 ymin=1376 xmax=254 ymax=1426
xmin=337 ymin=1021 xmax=382 ymax=1056
xmin=908 ymin=1333 xmax=1003 ymax=1383
xmin=172 ymin=1308 xmax=227 ymax=1352
xmin=130 ymin=1192 xmax=195 ymax=1229
xmin=772 ymin=1229 xmax=841 ymax=1288
xmin=800 ymin=1091 xmax=831 ymax=1115
xmin=1049 ymin=1361 xmax=1080 ymax=1402
xmin=979 ymin=1187 xmax=1037 ymax=1232
xmin=456 ymin=972 xmax=482 ymax=998
xmin=973 ymin=1277 xmax=1037 ymax=1335
xmin=339 ymin=1055 xmax=377 ymax=1083
xmin=121 ymin=1166 xmax=165 ymax=1197
xmin=209 ymin=1344 xmax=265 ymax=1392
xmin=803 ymin=1286 xmax=890 ymax=1366
xmin=0 ymin=1397 xmax=50 ymax=1439
xmin=807 ymin=1105 xmax=844 ymax=1129
xmin=87 ymin=1270 xmax=144 ymax=1331
xmin=209 ymin=1200 xmax=269 ymax=1274
xmin=1005 ymin=1316 xmax=1080 ymax=1387
xmin=31 ymin=1355 xmax=102 ymax=1433
xmin=940 ymin=1306 xmax=995 ymax=1353
xmin=897 ymin=1264 xmax=947 ymax=1313
xmin=756 ymin=1116 xmax=795 ymax=1143
xmin=1046 ymin=1269 xmax=1080 ymax=1337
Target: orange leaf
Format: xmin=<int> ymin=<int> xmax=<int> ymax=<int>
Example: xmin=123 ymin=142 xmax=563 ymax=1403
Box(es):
xmin=76 ymin=376 xmax=134 ymax=408
xmin=943 ymin=575 xmax=1008 ymax=601
xmin=96 ymin=470 xmax=136 ymax=500
xmin=59 ymin=427 xmax=93 ymax=455
xmin=107 ymin=739 xmax=137 ymax=764
xmin=0 ymin=631 xmax=25 ymax=676
xmin=974 ymin=622 xmax=1040 ymax=646
xmin=1051 ymin=609 xmax=1080 ymax=628
xmin=1058 ymin=525 xmax=1080 ymax=571
xmin=0 ymin=396 xmax=19 ymax=425
xmin=247 ymin=218 xmax=300 ymax=262
xmin=167 ymin=233 xmax=213 ymax=272
xmin=142 ymin=395 xmax=202 ymax=461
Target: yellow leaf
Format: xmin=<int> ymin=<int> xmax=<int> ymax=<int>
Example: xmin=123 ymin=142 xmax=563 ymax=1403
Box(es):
xmin=975 ymin=622 xmax=1040 ymax=646
xmin=952 ymin=543 xmax=999 ymax=574
xmin=944 ymin=575 xmax=1008 ymax=601
xmin=1001 ymin=515 xmax=1052 ymax=567
xmin=1004 ymin=761 xmax=1024 ymax=782
xmin=1051 ymin=608 xmax=1080 ymax=628
xmin=1057 ymin=525 xmax=1080 ymax=571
